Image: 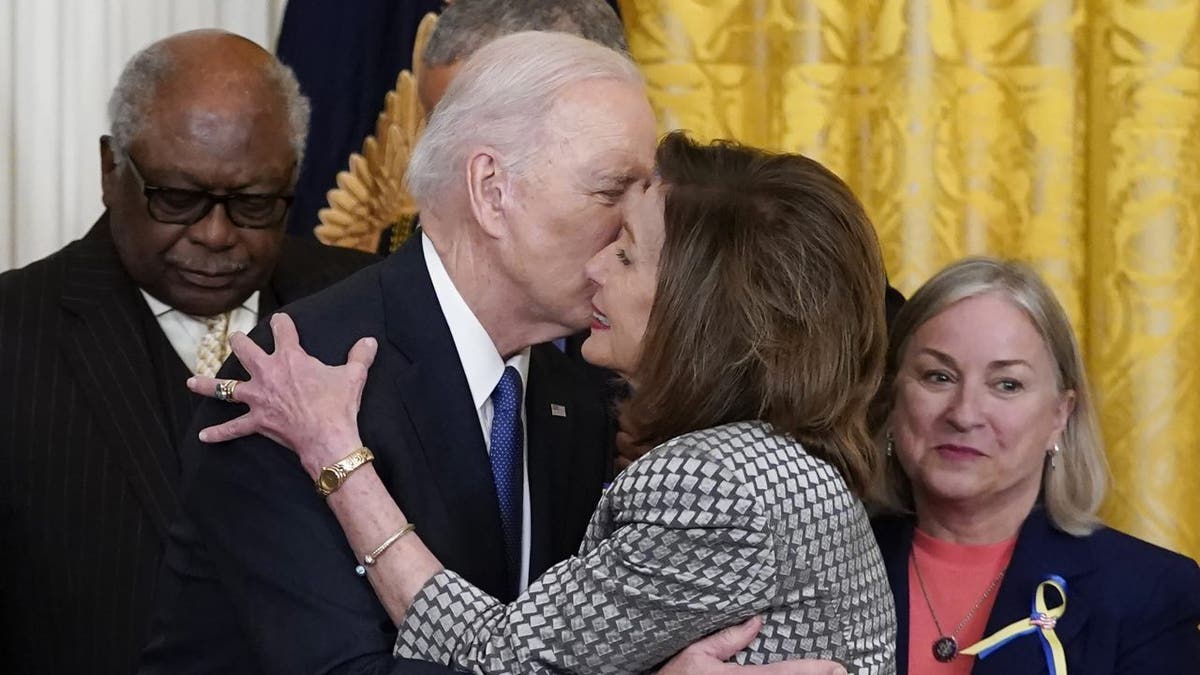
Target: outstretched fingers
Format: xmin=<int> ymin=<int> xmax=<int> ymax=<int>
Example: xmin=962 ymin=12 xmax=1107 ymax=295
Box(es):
xmin=228 ymin=330 xmax=268 ymax=373
xmin=346 ymin=336 xmax=378 ymax=371
xmin=658 ymin=616 xmax=848 ymax=675
xmin=700 ymin=616 xmax=763 ymax=660
xmin=269 ymin=312 xmax=302 ymax=352
xmin=197 ymin=412 xmax=263 ymax=444
xmin=187 ymin=375 xmax=222 ymax=399
xmin=187 ymin=375 xmax=259 ymax=406
xmin=754 ymin=660 xmax=847 ymax=675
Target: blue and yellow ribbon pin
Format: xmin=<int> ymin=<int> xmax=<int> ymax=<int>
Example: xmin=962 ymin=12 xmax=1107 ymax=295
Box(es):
xmin=961 ymin=574 xmax=1068 ymax=675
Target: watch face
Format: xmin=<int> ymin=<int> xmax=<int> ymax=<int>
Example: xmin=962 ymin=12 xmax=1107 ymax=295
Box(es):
xmin=317 ymin=469 xmax=341 ymax=493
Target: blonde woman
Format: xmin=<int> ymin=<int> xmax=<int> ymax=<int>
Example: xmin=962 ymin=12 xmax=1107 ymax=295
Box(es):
xmin=869 ymin=257 xmax=1200 ymax=674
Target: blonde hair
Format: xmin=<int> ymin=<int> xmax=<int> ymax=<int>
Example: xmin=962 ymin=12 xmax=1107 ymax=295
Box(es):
xmin=868 ymin=257 xmax=1108 ymax=535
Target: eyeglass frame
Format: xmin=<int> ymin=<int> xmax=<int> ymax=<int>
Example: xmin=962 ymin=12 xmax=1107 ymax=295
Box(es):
xmin=122 ymin=152 xmax=295 ymax=230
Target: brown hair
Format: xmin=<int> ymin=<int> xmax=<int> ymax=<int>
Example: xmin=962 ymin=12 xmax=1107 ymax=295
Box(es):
xmin=625 ymin=132 xmax=888 ymax=495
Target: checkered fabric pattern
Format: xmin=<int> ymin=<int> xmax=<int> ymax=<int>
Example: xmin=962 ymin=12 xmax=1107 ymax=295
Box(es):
xmin=395 ymin=421 xmax=897 ymax=674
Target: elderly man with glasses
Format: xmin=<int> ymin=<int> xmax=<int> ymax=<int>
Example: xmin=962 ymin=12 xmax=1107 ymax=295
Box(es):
xmin=0 ymin=29 xmax=374 ymax=675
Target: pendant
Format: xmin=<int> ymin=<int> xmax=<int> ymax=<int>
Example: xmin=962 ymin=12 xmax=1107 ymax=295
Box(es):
xmin=933 ymin=636 xmax=959 ymax=662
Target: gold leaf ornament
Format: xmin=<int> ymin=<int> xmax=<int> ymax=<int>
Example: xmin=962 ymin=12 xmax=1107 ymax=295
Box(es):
xmin=315 ymin=12 xmax=438 ymax=252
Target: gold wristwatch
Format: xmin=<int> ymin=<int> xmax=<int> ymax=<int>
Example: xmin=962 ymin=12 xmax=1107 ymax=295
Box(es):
xmin=315 ymin=447 xmax=375 ymax=497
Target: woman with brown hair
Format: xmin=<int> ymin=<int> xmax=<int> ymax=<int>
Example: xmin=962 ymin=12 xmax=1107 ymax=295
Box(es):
xmin=190 ymin=131 xmax=897 ymax=673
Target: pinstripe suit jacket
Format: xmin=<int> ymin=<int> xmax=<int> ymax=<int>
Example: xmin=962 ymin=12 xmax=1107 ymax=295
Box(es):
xmin=0 ymin=215 xmax=375 ymax=675
xmin=394 ymin=421 xmax=898 ymax=674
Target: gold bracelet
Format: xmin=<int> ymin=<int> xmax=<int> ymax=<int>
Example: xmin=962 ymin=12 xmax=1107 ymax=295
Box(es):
xmin=354 ymin=523 xmax=416 ymax=577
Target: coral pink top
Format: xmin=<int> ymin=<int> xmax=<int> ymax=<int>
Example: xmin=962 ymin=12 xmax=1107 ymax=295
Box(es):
xmin=908 ymin=528 xmax=1018 ymax=675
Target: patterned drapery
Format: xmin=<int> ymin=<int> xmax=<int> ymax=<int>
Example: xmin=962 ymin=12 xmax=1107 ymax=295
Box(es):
xmin=621 ymin=0 xmax=1200 ymax=561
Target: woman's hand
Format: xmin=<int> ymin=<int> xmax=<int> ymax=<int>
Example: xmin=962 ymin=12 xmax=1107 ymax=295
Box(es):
xmin=659 ymin=616 xmax=848 ymax=675
xmin=187 ymin=312 xmax=378 ymax=479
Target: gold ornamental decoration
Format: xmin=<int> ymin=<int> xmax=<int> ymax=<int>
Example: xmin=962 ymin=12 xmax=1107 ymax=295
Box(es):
xmin=314 ymin=12 xmax=438 ymax=253
xmin=620 ymin=0 xmax=1200 ymax=562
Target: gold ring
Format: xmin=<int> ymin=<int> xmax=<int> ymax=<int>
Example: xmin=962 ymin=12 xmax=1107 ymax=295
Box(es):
xmin=215 ymin=379 xmax=239 ymax=403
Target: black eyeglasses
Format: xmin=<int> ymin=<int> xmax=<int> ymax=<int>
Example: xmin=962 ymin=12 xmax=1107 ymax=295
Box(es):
xmin=125 ymin=155 xmax=294 ymax=230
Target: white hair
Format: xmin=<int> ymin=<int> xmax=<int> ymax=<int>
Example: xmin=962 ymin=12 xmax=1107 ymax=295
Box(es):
xmin=107 ymin=37 xmax=310 ymax=170
xmin=406 ymin=30 xmax=644 ymax=207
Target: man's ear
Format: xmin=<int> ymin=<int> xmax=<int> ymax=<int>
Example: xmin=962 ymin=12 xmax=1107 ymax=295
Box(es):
xmin=99 ymin=136 xmax=119 ymax=209
xmin=465 ymin=146 xmax=510 ymax=239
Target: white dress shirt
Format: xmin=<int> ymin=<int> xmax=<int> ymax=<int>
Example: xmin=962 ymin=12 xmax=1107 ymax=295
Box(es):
xmin=422 ymin=233 xmax=533 ymax=591
xmin=139 ymin=290 xmax=259 ymax=375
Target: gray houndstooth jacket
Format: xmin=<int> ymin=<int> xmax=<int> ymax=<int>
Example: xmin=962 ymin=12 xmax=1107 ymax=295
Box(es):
xmin=394 ymin=421 xmax=897 ymax=674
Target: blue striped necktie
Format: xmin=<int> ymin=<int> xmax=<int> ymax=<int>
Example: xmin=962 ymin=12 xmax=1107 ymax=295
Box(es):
xmin=488 ymin=366 xmax=524 ymax=592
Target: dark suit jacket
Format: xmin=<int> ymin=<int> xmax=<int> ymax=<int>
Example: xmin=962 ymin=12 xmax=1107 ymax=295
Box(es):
xmin=873 ymin=509 xmax=1200 ymax=674
xmin=884 ymin=284 xmax=905 ymax=328
xmin=0 ymin=215 xmax=376 ymax=675
xmin=141 ymin=234 xmax=613 ymax=674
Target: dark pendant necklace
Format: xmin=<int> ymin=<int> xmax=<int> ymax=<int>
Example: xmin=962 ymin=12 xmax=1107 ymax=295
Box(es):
xmin=911 ymin=548 xmax=1006 ymax=663
xmin=932 ymin=636 xmax=959 ymax=662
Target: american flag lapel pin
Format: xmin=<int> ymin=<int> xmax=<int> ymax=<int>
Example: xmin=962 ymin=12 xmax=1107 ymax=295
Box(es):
xmin=550 ymin=403 xmax=567 ymax=417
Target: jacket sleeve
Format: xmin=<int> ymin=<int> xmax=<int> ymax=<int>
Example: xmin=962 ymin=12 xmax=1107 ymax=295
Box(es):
xmin=141 ymin=338 xmax=458 ymax=675
xmin=1115 ymin=552 xmax=1200 ymax=674
xmin=393 ymin=444 xmax=778 ymax=674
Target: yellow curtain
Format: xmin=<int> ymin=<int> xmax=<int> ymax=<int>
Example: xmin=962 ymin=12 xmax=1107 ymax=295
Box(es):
xmin=621 ymin=0 xmax=1200 ymax=561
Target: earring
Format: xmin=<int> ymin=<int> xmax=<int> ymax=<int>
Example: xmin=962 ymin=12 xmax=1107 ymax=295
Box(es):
xmin=886 ymin=432 xmax=895 ymax=458
xmin=1047 ymin=443 xmax=1060 ymax=470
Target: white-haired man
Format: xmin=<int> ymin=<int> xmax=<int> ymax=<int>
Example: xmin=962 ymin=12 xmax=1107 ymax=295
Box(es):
xmin=0 ymin=30 xmax=376 ymax=675
xmin=140 ymin=30 xmax=649 ymax=675
xmin=142 ymin=29 xmax=848 ymax=675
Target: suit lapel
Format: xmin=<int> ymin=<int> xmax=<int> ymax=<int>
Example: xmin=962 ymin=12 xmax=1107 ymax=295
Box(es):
xmin=58 ymin=217 xmax=180 ymax=536
xmin=874 ymin=517 xmax=913 ymax=675
xmin=874 ymin=512 xmax=1092 ymax=675
xmin=525 ymin=345 xmax=578 ymax=580
xmin=973 ymin=510 xmax=1092 ymax=675
xmin=375 ymin=238 xmax=511 ymax=599
xmin=138 ymin=305 xmax=198 ymax=448
xmin=257 ymin=279 xmax=281 ymax=316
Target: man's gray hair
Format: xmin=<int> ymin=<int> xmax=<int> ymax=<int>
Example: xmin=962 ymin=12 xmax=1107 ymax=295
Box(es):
xmin=423 ymin=0 xmax=628 ymax=67
xmin=407 ymin=30 xmax=643 ymax=208
xmin=106 ymin=40 xmax=311 ymax=168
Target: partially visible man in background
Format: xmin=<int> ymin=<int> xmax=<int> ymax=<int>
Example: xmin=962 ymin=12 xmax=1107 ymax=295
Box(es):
xmin=416 ymin=0 xmax=628 ymax=113
xmin=0 ymin=29 xmax=374 ymax=674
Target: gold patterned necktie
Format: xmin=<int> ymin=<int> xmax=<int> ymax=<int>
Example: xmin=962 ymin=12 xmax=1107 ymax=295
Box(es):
xmin=194 ymin=312 xmax=232 ymax=377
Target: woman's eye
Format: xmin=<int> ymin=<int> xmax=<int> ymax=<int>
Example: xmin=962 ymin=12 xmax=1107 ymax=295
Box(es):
xmin=995 ymin=378 xmax=1024 ymax=393
xmin=615 ymin=249 xmax=632 ymax=266
xmin=922 ymin=370 xmax=952 ymax=384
